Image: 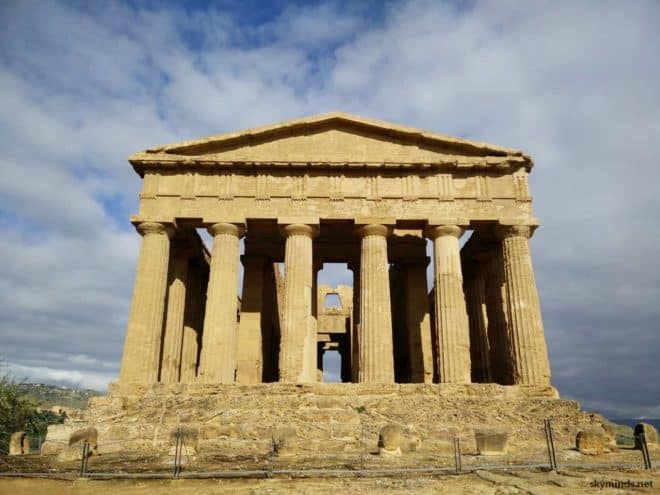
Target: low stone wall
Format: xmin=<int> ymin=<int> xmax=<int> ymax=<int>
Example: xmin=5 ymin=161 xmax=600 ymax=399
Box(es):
xmin=43 ymin=383 xmax=602 ymax=460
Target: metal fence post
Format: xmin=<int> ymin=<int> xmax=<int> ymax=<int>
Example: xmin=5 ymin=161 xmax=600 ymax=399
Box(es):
xmin=453 ymin=436 xmax=462 ymax=473
xmin=640 ymin=432 xmax=653 ymax=470
xmin=79 ymin=440 xmax=89 ymax=478
xmin=544 ymin=419 xmax=557 ymax=470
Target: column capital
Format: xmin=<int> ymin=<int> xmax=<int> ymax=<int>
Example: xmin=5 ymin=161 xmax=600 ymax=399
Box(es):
xmin=356 ymin=223 xmax=391 ymax=238
xmin=495 ymin=224 xmax=535 ymax=240
xmin=280 ymin=223 xmax=319 ymax=238
xmin=425 ymin=224 xmax=464 ymax=240
xmin=136 ymin=221 xmax=175 ymax=239
xmin=208 ymin=222 xmax=246 ymax=238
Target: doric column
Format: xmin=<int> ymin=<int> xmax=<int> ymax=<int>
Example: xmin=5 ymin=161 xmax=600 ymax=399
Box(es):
xmin=426 ymin=224 xmax=471 ymax=384
xmin=180 ymin=259 xmax=205 ymax=383
xmin=236 ymin=255 xmax=266 ymax=384
xmin=160 ymin=249 xmax=189 ymax=383
xmin=463 ymin=261 xmax=492 ymax=383
xmin=260 ymin=262 xmax=280 ymax=382
xmin=357 ymin=224 xmax=394 ymax=383
xmin=119 ymin=222 xmax=174 ymax=385
xmin=308 ymin=260 xmax=322 ymax=381
xmin=197 ymin=222 xmax=245 ymax=383
xmin=279 ymin=224 xmax=317 ymax=382
xmin=496 ymin=225 xmax=551 ymax=386
xmin=405 ymin=258 xmax=434 ymax=383
xmin=482 ymin=246 xmax=513 ymax=384
xmin=348 ymin=260 xmax=361 ymax=383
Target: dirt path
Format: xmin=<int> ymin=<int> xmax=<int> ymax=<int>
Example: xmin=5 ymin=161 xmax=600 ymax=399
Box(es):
xmin=0 ymin=468 xmax=657 ymax=494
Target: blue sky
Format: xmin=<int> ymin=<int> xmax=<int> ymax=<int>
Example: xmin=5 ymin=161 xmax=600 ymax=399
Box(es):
xmin=0 ymin=0 xmax=659 ymax=419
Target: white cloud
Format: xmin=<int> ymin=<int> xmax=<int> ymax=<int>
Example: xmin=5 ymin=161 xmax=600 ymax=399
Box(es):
xmin=0 ymin=0 xmax=658 ymax=418
xmin=7 ymin=363 xmax=115 ymax=392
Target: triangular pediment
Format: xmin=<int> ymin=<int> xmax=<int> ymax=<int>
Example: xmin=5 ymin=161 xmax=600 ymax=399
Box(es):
xmin=129 ymin=112 xmax=531 ymax=172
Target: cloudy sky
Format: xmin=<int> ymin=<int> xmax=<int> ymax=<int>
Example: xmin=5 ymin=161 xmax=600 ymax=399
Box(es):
xmin=1 ymin=0 xmax=658 ymax=419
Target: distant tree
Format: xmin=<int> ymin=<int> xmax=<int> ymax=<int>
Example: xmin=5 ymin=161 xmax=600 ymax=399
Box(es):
xmin=0 ymin=373 xmax=66 ymax=454
xmin=0 ymin=374 xmax=34 ymax=454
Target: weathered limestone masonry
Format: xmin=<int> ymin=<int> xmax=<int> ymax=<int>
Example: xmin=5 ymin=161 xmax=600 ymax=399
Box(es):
xmin=47 ymin=112 xmax=593 ymax=458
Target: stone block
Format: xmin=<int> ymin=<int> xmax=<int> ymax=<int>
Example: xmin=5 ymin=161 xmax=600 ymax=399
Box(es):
xmin=378 ymin=424 xmax=402 ymax=457
xmin=170 ymin=426 xmax=199 ymax=451
xmin=273 ymin=426 xmax=298 ymax=456
xmin=9 ymin=432 xmax=28 ymax=455
xmin=402 ymin=433 xmax=422 ymax=453
xmin=634 ymin=423 xmax=658 ymax=449
xmin=419 ymin=439 xmax=453 ymax=454
xmin=576 ymin=428 xmax=605 ymax=455
xmin=316 ymin=396 xmax=347 ymax=409
xmin=69 ymin=427 xmax=98 ymax=454
xmin=199 ymin=423 xmax=237 ymax=440
xmin=475 ymin=429 xmax=508 ymax=455
xmin=332 ymin=422 xmax=357 ymax=439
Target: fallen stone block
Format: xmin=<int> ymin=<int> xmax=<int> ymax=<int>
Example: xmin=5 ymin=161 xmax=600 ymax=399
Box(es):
xmin=475 ymin=429 xmax=508 ymax=455
xmin=576 ymin=428 xmax=605 ymax=455
xmin=273 ymin=426 xmax=298 ymax=456
xmin=9 ymin=431 xmax=29 ymax=455
xmin=378 ymin=424 xmax=402 ymax=457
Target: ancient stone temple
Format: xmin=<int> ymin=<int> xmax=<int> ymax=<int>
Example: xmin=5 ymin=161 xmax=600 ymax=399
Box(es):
xmin=47 ymin=113 xmax=600 ymax=460
xmin=118 ymin=111 xmax=550 ymax=388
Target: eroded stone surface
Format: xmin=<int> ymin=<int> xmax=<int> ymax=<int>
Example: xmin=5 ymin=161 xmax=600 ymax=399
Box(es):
xmin=475 ymin=429 xmax=508 ymax=455
xmin=47 ymin=114 xmax=573 ymax=460
xmin=116 ymin=113 xmax=550 ymax=388
xmin=576 ymin=428 xmax=605 ymax=455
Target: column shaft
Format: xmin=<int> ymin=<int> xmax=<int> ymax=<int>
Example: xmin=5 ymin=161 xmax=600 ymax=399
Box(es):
xmin=180 ymin=260 xmax=205 ymax=383
xmin=307 ymin=262 xmax=322 ymax=382
xmin=236 ymin=256 xmax=266 ymax=383
xmin=427 ymin=225 xmax=471 ymax=383
xmin=197 ymin=223 xmax=244 ymax=383
xmin=261 ymin=262 xmax=280 ymax=382
xmin=499 ymin=226 xmax=551 ymax=385
xmin=483 ymin=246 xmax=513 ymax=384
xmin=279 ymin=224 xmax=316 ymax=382
xmin=119 ymin=222 xmax=173 ymax=385
xmin=464 ymin=273 xmax=492 ymax=382
xmin=348 ymin=261 xmax=361 ymax=383
xmin=358 ymin=224 xmax=394 ymax=383
xmin=405 ymin=261 xmax=434 ymax=383
xmin=160 ymin=253 xmax=189 ymax=383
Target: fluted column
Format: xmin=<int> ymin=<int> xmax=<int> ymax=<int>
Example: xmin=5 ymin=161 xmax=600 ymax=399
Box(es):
xmin=348 ymin=260 xmax=361 ymax=383
xmin=482 ymin=246 xmax=513 ymax=384
xmin=119 ymin=222 xmax=174 ymax=385
xmin=160 ymin=250 xmax=189 ymax=383
xmin=426 ymin=225 xmax=471 ymax=383
xmin=463 ymin=264 xmax=492 ymax=383
xmin=496 ymin=225 xmax=551 ymax=385
xmin=236 ymin=255 xmax=266 ymax=384
xmin=307 ymin=260 xmax=322 ymax=382
xmin=197 ymin=222 xmax=245 ymax=383
xmin=357 ymin=224 xmax=394 ymax=383
xmin=405 ymin=259 xmax=434 ymax=383
xmin=279 ymin=224 xmax=317 ymax=382
xmin=180 ymin=259 xmax=205 ymax=383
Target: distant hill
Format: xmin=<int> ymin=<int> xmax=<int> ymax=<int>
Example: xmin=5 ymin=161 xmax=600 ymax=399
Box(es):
xmin=17 ymin=383 xmax=102 ymax=410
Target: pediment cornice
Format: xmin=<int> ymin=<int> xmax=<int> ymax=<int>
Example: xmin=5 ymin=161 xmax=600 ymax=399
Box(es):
xmin=129 ymin=112 xmax=532 ymax=176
